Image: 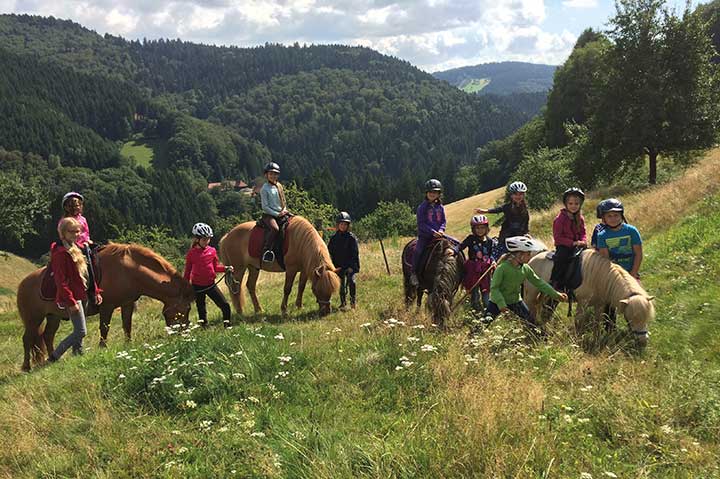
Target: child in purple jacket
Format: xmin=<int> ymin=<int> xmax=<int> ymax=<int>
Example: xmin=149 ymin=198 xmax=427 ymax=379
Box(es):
xmin=410 ymin=179 xmax=446 ymax=286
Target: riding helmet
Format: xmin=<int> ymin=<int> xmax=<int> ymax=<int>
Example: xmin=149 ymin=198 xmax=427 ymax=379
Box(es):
xmin=598 ymin=198 xmax=624 ymax=216
xmin=505 ymin=235 xmax=545 ymax=253
xmin=264 ymin=162 xmax=281 ymax=174
xmin=425 ymin=179 xmax=443 ymax=192
xmin=192 ymin=222 xmax=214 ymax=238
xmin=336 ymin=211 xmax=352 ymax=224
xmin=562 ymin=187 xmax=585 ymax=204
xmin=61 ymin=191 xmax=84 ymax=207
xmin=508 ymin=181 xmax=528 ymax=194
xmin=470 ymin=215 xmax=489 ymax=226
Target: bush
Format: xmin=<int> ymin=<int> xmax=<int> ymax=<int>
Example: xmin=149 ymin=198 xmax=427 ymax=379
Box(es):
xmin=112 ymin=225 xmax=188 ymax=271
xmin=354 ymin=200 xmax=416 ymax=241
xmin=514 ymin=147 xmax=578 ymax=210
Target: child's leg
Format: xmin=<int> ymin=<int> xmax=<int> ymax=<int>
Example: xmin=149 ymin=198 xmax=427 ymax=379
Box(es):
xmin=348 ymin=271 xmax=357 ymax=306
xmin=470 ymin=287 xmax=481 ymax=311
xmin=412 ymin=237 xmax=429 ymax=273
xmin=339 ymin=271 xmax=348 ymax=306
xmin=206 ymin=285 xmax=232 ymax=325
xmin=507 ymin=301 xmax=536 ymax=326
xmin=486 ymin=301 xmax=501 ymax=319
xmin=481 ymin=290 xmax=491 ymax=311
xmin=50 ymin=302 xmax=88 ymax=360
xmin=550 ymin=246 xmax=572 ymax=289
xmin=193 ymin=285 xmax=209 ymax=324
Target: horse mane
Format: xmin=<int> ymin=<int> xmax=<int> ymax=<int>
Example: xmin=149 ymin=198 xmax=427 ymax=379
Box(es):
xmin=103 ymin=242 xmax=178 ymax=275
xmin=289 ymin=216 xmax=340 ymax=293
xmin=581 ymin=249 xmax=648 ymax=305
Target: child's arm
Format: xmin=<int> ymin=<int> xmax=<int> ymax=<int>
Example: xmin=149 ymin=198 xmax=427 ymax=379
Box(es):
xmin=489 ymin=266 xmax=507 ymax=310
xmin=630 ymin=244 xmax=642 ymax=279
xmin=525 ymin=266 xmax=567 ymax=301
xmin=552 ymin=216 xmax=573 ymax=248
xmin=475 ymin=205 xmax=503 ymax=215
xmin=439 ymin=207 xmax=446 ymax=233
xmin=212 ymin=250 xmax=227 ymax=274
xmin=416 ymin=203 xmax=434 ymax=236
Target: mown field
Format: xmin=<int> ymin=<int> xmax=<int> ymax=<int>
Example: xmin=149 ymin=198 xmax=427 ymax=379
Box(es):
xmin=0 ymin=152 xmax=718 ymax=478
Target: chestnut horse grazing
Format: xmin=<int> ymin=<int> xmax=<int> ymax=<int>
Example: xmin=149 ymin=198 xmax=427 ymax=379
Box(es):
xmin=17 ymin=243 xmax=195 ymax=371
xmin=525 ymin=249 xmax=655 ymax=347
xmin=219 ymin=216 xmax=340 ymax=316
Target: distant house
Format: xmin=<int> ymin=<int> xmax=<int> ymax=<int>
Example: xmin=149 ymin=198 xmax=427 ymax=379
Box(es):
xmin=207 ymin=179 xmax=253 ymax=195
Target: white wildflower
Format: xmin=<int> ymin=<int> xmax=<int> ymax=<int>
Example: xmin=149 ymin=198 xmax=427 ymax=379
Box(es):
xmin=184 ymin=400 xmax=197 ymax=409
xmin=250 ymin=431 xmax=266 ymax=438
xmin=274 ymin=333 xmax=285 ymax=340
xmin=420 ymin=344 xmax=437 ymax=352
xmin=581 ymin=473 xmax=593 ymax=479
xmin=406 ymin=336 xmax=420 ymax=343
xmin=118 ymin=373 xmax=126 ymax=379
xmin=360 ymin=322 xmax=372 ymax=328
xmin=604 ymin=473 xmax=618 ymax=478
xmin=232 ymin=373 xmax=246 ymax=379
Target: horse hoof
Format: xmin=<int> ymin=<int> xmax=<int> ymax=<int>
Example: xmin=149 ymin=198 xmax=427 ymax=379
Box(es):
xmin=98 ymin=341 xmax=108 ymax=349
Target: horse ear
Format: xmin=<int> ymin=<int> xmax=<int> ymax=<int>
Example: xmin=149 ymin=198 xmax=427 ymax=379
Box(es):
xmin=314 ymin=265 xmax=324 ymax=277
xmin=618 ymin=298 xmax=629 ymax=313
xmin=646 ymin=296 xmax=655 ymax=301
xmin=619 ymin=299 xmax=629 ymax=305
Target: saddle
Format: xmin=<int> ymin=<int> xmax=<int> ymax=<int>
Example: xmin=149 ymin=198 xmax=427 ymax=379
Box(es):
xmin=248 ymin=216 xmax=291 ymax=270
xmin=40 ymin=244 xmax=103 ymax=303
xmin=404 ymin=237 xmax=448 ymax=284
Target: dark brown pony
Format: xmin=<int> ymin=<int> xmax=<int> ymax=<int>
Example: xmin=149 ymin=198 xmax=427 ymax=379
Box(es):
xmin=219 ymin=216 xmax=340 ymax=316
xmin=17 ymin=243 xmax=195 ymax=371
xmin=402 ymin=238 xmax=464 ymax=327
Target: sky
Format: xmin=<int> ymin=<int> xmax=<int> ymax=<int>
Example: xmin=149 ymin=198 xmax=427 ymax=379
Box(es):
xmin=0 ymin=0 xmax=672 ymax=72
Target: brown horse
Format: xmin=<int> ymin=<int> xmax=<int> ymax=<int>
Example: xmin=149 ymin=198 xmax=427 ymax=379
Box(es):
xmin=219 ymin=216 xmax=340 ymax=316
xmin=17 ymin=243 xmax=195 ymax=371
xmin=402 ymin=238 xmax=465 ymax=327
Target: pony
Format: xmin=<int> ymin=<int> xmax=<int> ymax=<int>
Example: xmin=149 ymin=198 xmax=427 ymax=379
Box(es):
xmin=17 ymin=243 xmax=195 ymax=371
xmin=402 ymin=238 xmax=464 ymax=328
xmin=219 ymin=216 xmax=340 ymax=316
xmin=524 ymin=249 xmax=655 ymax=347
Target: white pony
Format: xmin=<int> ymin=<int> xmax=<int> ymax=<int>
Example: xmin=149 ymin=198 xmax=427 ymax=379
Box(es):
xmin=525 ymin=249 xmax=655 ymax=347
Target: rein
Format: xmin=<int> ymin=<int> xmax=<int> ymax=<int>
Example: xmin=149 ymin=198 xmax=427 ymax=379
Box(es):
xmin=194 ymin=272 xmax=229 ymax=294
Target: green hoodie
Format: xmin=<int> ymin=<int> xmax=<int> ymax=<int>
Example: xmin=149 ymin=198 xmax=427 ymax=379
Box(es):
xmin=490 ymin=260 xmax=561 ymax=309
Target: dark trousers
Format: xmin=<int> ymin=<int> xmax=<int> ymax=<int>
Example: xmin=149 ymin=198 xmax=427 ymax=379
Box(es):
xmin=262 ymin=214 xmax=279 ymax=251
xmin=83 ymin=244 xmax=97 ymax=305
xmin=550 ymin=245 xmax=574 ymax=289
xmin=412 ymin=236 xmax=432 ymax=273
xmin=471 ymin=288 xmax=490 ymax=312
xmin=487 ymin=300 xmax=535 ymax=324
xmin=338 ymin=268 xmax=357 ymax=305
xmin=193 ymin=284 xmax=231 ymax=323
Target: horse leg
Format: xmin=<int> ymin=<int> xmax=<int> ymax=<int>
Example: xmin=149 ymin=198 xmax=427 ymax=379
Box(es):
xmin=98 ymin=305 xmax=113 ymax=348
xmin=416 ymin=287 xmax=423 ymax=309
xmin=228 ymin=266 xmax=247 ymax=316
xmin=295 ymin=271 xmax=307 ymax=309
xmin=246 ymin=267 xmax=263 ymax=314
xmin=281 ymin=270 xmax=298 ymax=316
xmin=43 ymin=315 xmax=61 ymax=356
xmin=22 ymin=318 xmax=44 ymax=371
xmin=403 ymin=276 xmax=416 ymax=310
xmin=121 ymin=303 xmax=134 ymax=341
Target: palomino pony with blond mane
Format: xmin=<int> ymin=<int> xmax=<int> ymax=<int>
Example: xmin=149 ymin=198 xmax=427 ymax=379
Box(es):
xmin=17 ymin=243 xmax=195 ymax=371
xmin=219 ymin=216 xmax=340 ymax=316
xmin=524 ymin=249 xmax=655 ymax=347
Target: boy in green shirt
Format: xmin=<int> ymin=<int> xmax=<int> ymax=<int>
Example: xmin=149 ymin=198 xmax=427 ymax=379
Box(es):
xmin=488 ymin=236 xmax=568 ymax=326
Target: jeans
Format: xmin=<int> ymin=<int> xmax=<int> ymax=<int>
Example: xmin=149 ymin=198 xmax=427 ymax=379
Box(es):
xmin=471 ymin=288 xmax=490 ymax=312
xmin=52 ymin=301 xmax=87 ymax=359
xmin=487 ymin=300 xmax=535 ymax=324
xmin=193 ymin=284 xmax=231 ymax=323
xmin=338 ymin=268 xmax=357 ymax=305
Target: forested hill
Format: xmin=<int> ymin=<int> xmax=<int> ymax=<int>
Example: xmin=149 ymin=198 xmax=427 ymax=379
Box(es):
xmin=0 ymin=14 xmax=540 ymax=256
xmin=433 ymin=61 xmax=557 ymax=95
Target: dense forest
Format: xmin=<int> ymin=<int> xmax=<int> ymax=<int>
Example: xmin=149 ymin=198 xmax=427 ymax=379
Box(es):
xmin=0 ymin=13 xmax=544 ymax=256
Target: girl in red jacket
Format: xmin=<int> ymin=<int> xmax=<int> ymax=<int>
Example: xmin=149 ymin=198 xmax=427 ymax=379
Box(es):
xmin=183 ymin=223 xmax=233 ymax=328
xmin=550 ymin=188 xmax=587 ymax=291
xmin=48 ymin=217 xmax=103 ymax=362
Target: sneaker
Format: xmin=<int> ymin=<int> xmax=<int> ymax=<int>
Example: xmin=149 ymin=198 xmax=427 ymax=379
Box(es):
xmin=72 ymin=347 xmax=84 ymax=356
xmin=198 ymin=319 xmax=208 ymax=329
xmin=409 ymin=273 xmax=419 ymax=287
xmin=47 ymin=354 xmax=58 ymax=364
xmin=223 ymin=320 xmax=231 ymax=329
xmin=262 ymin=250 xmax=275 ymax=263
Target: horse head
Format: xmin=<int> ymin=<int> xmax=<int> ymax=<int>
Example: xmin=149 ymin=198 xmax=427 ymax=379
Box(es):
xmin=312 ymin=264 xmax=340 ymax=316
xmin=618 ymin=294 xmax=656 ymax=347
xmin=162 ymin=279 xmax=195 ymax=327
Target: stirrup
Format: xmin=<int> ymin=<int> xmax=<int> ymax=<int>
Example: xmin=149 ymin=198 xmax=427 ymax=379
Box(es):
xmin=262 ymin=250 xmax=275 ymax=262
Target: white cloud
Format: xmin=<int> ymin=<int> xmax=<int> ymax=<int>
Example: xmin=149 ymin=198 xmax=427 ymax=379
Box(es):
xmin=562 ymin=0 xmax=598 ymax=8
xmin=4 ymin=0 xmax=581 ymax=70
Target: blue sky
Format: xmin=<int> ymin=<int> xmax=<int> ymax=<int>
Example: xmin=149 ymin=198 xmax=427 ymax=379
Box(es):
xmin=0 ymin=0 xmax=700 ymax=71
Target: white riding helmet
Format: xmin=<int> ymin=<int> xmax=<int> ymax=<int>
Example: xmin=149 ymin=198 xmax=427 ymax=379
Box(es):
xmin=508 ymin=181 xmax=528 ymax=194
xmin=505 ymin=235 xmax=545 ymax=253
xmin=192 ymin=222 xmax=213 ymax=238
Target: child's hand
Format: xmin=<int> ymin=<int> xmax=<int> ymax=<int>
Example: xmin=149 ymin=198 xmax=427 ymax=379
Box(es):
xmin=557 ymin=293 xmax=569 ymax=302
xmin=574 ymin=240 xmax=587 ymax=247
xmin=68 ymin=301 xmax=80 ymax=313
xmin=433 ymin=231 xmax=444 ymax=238
xmin=500 ymin=307 xmax=509 ymax=313
xmin=96 ymin=294 xmax=103 ymax=305
xmin=474 ymin=208 xmax=488 ymax=214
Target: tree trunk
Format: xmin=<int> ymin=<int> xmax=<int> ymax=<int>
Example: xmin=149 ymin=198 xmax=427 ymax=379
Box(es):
xmin=648 ymin=148 xmax=658 ymax=185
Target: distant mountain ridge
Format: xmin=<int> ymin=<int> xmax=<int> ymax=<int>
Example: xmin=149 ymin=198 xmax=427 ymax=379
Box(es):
xmin=433 ymin=61 xmax=557 ymax=95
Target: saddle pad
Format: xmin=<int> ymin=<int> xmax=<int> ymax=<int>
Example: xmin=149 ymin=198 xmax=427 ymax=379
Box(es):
xmin=40 ymin=266 xmax=55 ymax=301
xmin=248 ymin=219 xmax=291 ymax=259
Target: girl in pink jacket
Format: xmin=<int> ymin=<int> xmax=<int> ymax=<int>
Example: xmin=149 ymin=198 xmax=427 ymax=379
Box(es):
xmin=550 ymin=188 xmax=587 ymax=290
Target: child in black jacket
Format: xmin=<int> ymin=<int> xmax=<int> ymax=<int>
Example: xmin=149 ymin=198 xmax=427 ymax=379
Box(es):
xmin=328 ymin=211 xmax=360 ymax=310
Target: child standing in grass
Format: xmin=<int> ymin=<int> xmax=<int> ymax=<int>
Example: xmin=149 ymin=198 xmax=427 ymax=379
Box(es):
xmin=328 ymin=211 xmax=360 ymax=311
xmin=459 ymin=215 xmax=496 ymax=312
xmin=47 ymin=217 xmax=103 ymax=363
xmin=410 ymin=179 xmax=446 ymax=286
xmin=487 ymin=236 xmax=567 ymax=327
xmin=596 ymin=199 xmax=643 ymax=280
xmin=184 ymin=223 xmax=233 ymax=328
xmin=550 ymin=188 xmax=587 ymax=290
xmin=475 ymin=181 xmax=530 ymax=256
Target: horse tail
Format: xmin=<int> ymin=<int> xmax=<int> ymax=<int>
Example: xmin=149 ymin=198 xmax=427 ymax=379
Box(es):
xmin=17 ymin=273 xmax=47 ymax=369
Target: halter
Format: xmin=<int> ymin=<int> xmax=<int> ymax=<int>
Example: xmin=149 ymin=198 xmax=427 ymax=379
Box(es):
xmin=317 ymin=299 xmax=331 ymax=306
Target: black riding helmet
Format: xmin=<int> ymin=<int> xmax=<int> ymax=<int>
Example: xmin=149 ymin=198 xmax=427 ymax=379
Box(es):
xmin=336 ymin=211 xmax=351 ymax=223
xmin=425 ymin=179 xmax=442 ymax=192
xmin=264 ymin=162 xmax=281 ymax=174
xmin=563 ymin=187 xmax=585 ymax=204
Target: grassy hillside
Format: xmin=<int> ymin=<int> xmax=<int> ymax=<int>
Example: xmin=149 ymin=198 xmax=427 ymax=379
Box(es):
xmin=459 ymin=78 xmax=490 ymax=93
xmin=0 ymin=153 xmax=719 ymax=477
xmin=0 ymin=253 xmax=39 ymax=313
